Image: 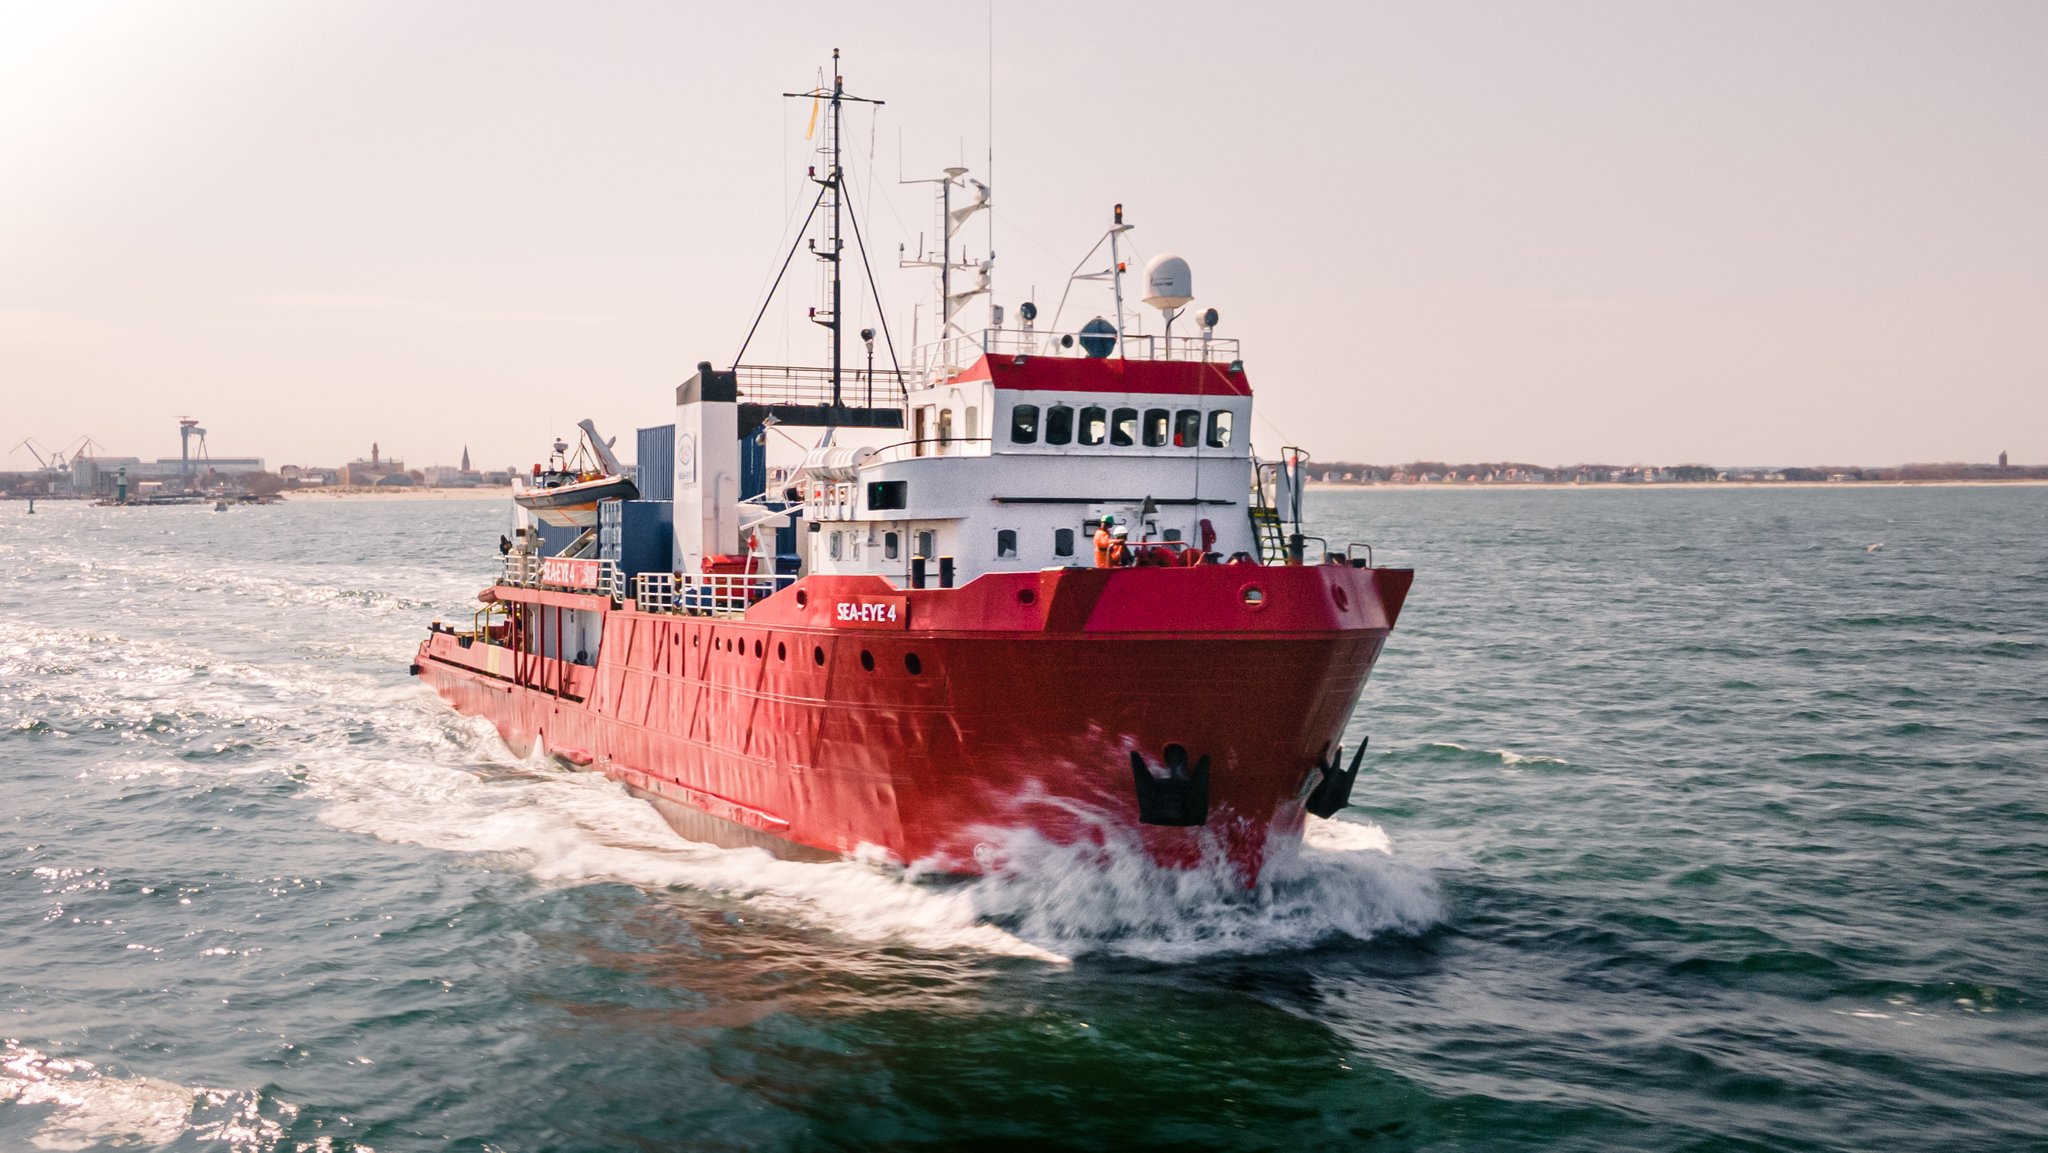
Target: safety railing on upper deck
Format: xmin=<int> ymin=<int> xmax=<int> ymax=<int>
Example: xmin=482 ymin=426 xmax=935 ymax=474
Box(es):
xmin=499 ymin=554 xmax=624 ymax=599
xmin=632 ymin=571 xmax=785 ymax=617
xmin=912 ymin=329 xmax=1243 ymax=384
xmin=732 ymin=364 xmax=910 ymax=409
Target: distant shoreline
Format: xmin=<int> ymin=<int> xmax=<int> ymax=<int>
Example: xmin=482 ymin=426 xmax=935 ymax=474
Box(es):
xmin=279 ymin=486 xmax=513 ymax=501
xmin=1306 ymin=478 xmax=2048 ymax=491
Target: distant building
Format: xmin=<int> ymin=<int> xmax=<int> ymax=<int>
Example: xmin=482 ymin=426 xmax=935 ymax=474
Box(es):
xmin=2000 ymin=451 xmax=2009 ymax=468
xmin=340 ymin=443 xmax=403 ymax=486
xmin=423 ymin=465 xmax=481 ymax=487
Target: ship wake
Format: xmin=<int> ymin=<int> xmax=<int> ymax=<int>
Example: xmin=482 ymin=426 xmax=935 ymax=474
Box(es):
xmin=314 ymin=712 xmax=1441 ymax=964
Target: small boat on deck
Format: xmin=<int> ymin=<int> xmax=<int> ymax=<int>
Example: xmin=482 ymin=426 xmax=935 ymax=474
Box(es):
xmin=513 ymin=419 xmax=639 ymax=528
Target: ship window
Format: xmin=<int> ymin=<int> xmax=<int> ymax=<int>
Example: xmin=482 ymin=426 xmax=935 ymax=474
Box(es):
xmin=938 ymin=407 xmax=955 ymax=447
xmin=828 ymin=532 xmax=844 ymax=561
xmin=884 ymin=531 xmax=899 ymax=560
xmin=915 ymin=405 xmax=933 ymax=455
xmin=866 ymin=480 xmax=907 ymax=510
xmin=1054 ymin=528 xmax=1075 ymax=557
xmin=1111 ymin=407 xmax=1138 ymax=447
xmin=1045 ymin=405 xmax=1074 ymax=446
xmin=1174 ymin=409 xmax=1200 ymax=447
xmin=1010 ymin=404 xmax=1040 ymax=444
xmin=1079 ymin=406 xmax=1107 ymax=446
xmin=916 ymin=530 xmax=935 ymax=559
xmin=996 ymin=529 xmax=1018 ymax=559
xmin=1164 ymin=528 xmax=1183 ymax=542
xmin=1143 ymin=409 xmax=1170 ymax=447
xmin=965 ymin=406 xmax=979 ymax=442
xmin=1207 ymin=409 xmax=1234 ymax=449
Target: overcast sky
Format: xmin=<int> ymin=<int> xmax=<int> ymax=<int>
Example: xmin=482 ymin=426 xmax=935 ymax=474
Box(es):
xmin=3 ymin=0 xmax=2043 ymax=471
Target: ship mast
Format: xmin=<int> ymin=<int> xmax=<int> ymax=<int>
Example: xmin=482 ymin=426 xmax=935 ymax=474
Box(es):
xmin=901 ymin=171 xmax=991 ymax=341
xmin=785 ymin=48 xmax=882 ymax=409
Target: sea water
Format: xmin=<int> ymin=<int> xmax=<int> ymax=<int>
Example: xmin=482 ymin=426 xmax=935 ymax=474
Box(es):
xmin=2 ymin=487 xmax=2043 ymax=1151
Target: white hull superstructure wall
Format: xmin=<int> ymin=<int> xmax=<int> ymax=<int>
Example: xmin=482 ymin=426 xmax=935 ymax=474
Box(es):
xmin=802 ymin=375 xmax=1259 ymax=584
xmin=673 ymin=365 xmax=743 ymax=575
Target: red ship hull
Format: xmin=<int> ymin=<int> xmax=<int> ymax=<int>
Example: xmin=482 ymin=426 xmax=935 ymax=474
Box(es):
xmin=414 ymin=562 xmax=1412 ymax=882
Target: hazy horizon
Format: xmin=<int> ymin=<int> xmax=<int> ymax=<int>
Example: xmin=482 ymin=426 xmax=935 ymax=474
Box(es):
xmin=4 ymin=1 xmax=2044 ymax=471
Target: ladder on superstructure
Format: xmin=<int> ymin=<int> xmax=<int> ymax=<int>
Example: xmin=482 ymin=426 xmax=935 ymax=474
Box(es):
xmin=1248 ymin=466 xmax=1288 ymax=563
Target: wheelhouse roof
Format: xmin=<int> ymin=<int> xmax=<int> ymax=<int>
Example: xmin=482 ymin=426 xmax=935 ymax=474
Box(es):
xmin=944 ymin=355 xmax=1251 ymax=398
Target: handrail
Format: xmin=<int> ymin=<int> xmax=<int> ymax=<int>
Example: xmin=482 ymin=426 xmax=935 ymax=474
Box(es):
xmin=631 ymin=569 xmax=787 ymax=618
xmin=910 ymin=329 xmax=1242 ymax=383
xmin=733 ymin=363 xmax=910 ymax=408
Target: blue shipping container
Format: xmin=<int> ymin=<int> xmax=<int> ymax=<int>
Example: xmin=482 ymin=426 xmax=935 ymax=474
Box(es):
xmin=636 ymin=424 xmax=675 ymax=502
xmin=598 ymin=499 xmax=674 ymax=579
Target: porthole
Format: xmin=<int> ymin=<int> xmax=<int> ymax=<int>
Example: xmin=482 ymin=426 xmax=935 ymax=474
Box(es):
xmin=795 ymin=589 xmax=809 ymax=609
xmin=1017 ymin=588 xmax=1037 ymax=606
xmin=860 ymin=650 xmax=875 ymax=672
xmin=1241 ymin=585 xmax=1267 ymax=609
xmin=813 ymin=646 xmax=825 ymax=666
xmin=904 ymin=653 xmax=923 ymax=676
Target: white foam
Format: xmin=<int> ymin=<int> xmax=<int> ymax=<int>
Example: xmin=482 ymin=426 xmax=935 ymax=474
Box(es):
xmin=1 ymin=1044 xmax=194 ymax=1152
xmin=308 ymin=713 xmax=1441 ymax=964
xmin=952 ymin=816 xmax=1440 ymax=962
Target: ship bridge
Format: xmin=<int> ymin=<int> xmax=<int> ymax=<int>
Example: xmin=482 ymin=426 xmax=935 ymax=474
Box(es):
xmin=775 ymin=327 xmax=1261 ymax=589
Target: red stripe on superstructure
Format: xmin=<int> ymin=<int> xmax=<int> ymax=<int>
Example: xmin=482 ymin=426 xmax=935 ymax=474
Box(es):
xmin=945 ymin=355 xmax=1251 ymax=397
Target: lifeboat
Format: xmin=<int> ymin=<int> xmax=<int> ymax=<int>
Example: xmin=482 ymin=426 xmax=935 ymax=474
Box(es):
xmin=512 ymin=419 xmax=638 ymax=527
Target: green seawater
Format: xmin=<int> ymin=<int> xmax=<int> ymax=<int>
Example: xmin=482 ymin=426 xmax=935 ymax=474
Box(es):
xmin=2 ymin=486 xmax=2043 ymax=1151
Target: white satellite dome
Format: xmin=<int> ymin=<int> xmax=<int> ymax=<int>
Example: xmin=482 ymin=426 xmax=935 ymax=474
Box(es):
xmin=1142 ymin=253 xmax=1193 ymax=311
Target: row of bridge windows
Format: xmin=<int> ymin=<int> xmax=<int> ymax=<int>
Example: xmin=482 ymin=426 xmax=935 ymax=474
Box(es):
xmin=1009 ymin=404 xmax=1233 ymax=450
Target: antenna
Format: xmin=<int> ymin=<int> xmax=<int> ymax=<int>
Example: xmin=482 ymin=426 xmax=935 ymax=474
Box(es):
xmin=901 ymin=167 xmax=992 ymax=340
xmin=783 ymin=48 xmax=884 ymax=409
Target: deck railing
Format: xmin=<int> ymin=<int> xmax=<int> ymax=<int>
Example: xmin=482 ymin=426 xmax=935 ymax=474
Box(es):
xmin=911 ymin=329 xmax=1242 ymax=382
xmin=732 ymin=364 xmax=910 ymax=408
xmin=632 ymin=570 xmax=785 ymax=617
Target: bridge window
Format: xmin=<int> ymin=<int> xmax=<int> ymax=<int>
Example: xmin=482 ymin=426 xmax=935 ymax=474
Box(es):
xmin=916 ymin=530 xmax=935 ymax=559
xmin=1045 ymin=405 xmax=1074 ymax=445
xmin=1079 ymin=406 xmax=1107 ymax=446
xmin=965 ymin=406 xmax=979 ymax=441
xmin=1054 ymin=528 xmax=1075 ymax=557
xmin=828 ymin=532 xmax=844 ymax=561
xmin=885 ymin=531 xmax=900 ymax=560
xmin=1111 ymin=407 xmax=1138 ymax=447
xmin=938 ymin=407 xmax=955 ymax=447
xmin=866 ymin=480 xmax=907 ymax=510
xmin=1174 ymin=409 xmax=1200 ymax=447
xmin=996 ymin=529 xmax=1018 ymax=559
xmin=1009 ymin=404 xmax=1039 ymax=444
xmin=1143 ymin=409 xmax=1170 ymax=447
xmin=1207 ymin=409 xmax=1234 ymax=449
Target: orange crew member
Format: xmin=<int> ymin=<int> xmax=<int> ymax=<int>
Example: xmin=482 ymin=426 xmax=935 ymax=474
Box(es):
xmin=1108 ymin=523 xmax=1133 ymax=567
xmin=1093 ymin=515 xmax=1118 ymax=568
